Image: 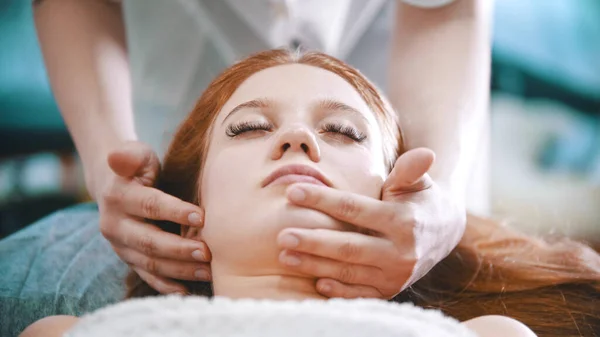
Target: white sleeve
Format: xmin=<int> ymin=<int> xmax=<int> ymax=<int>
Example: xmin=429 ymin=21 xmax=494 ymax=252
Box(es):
xmin=400 ymin=0 xmax=456 ymax=8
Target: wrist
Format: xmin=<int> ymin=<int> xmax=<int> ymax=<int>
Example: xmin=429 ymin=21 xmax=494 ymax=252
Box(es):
xmin=85 ymin=132 xmax=138 ymax=200
xmin=84 ymin=152 xmax=113 ymax=201
xmin=84 ymin=139 xmax=128 ymax=200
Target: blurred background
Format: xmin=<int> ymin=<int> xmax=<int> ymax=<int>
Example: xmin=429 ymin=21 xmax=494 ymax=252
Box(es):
xmin=0 ymin=0 xmax=599 ymax=247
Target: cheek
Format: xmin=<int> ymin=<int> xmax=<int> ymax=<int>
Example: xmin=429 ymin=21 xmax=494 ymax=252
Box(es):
xmin=200 ymin=147 xmax=258 ymax=208
xmin=323 ymin=144 xmax=386 ymax=199
xmin=199 ymin=145 xmax=265 ymax=249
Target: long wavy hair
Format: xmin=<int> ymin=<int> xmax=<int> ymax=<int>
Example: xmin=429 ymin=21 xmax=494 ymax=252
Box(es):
xmin=126 ymin=49 xmax=600 ymax=336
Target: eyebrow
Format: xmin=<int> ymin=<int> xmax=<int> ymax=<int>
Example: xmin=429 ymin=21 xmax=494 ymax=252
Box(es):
xmin=221 ymin=98 xmax=366 ymax=124
xmin=314 ymin=99 xmax=365 ymax=121
xmin=222 ymin=98 xmax=274 ymax=125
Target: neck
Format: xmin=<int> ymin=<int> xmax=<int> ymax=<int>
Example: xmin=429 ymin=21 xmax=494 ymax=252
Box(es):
xmin=211 ymin=266 xmax=326 ymax=301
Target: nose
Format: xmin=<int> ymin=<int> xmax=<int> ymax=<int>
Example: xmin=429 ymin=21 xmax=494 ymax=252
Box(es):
xmin=270 ymin=125 xmax=321 ymax=162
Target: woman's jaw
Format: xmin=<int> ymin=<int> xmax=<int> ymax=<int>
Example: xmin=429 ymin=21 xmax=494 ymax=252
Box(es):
xmin=200 ymin=196 xmax=346 ymax=300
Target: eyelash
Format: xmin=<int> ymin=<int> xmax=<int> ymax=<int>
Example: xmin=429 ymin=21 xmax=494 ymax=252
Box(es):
xmin=226 ymin=121 xmax=273 ymax=137
xmin=226 ymin=121 xmax=367 ymax=143
xmin=321 ymin=123 xmax=367 ymax=142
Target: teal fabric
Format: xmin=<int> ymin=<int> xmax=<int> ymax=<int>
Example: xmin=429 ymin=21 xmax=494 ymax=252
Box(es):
xmin=0 ymin=204 xmax=128 ymax=336
xmin=493 ymin=0 xmax=600 ymax=99
xmin=0 ymin=0 xmax=64 ymax=131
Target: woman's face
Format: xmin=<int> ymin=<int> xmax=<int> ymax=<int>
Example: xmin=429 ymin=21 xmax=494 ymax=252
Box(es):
xmin=200 ymin=64 xmax=388 ymax=276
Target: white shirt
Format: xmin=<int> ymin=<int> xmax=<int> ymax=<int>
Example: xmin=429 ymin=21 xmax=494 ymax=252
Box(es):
xmin=120 ymin=0 xmax=451 ymax=158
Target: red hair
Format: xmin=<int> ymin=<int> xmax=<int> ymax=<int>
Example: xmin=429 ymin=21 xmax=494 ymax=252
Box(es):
xmin=126 ymin=49 xmax=600 ymax=336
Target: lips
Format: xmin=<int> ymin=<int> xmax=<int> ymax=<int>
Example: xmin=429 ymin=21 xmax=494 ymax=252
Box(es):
xmin=261 ymin=164 xmax=332 ymax=188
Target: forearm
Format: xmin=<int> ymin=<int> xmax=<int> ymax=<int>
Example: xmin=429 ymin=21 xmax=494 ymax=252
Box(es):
xmin=390 ymin=0 xmax=492 ymax=204
xmin=34 ymin=0 xmax=135 ymax=198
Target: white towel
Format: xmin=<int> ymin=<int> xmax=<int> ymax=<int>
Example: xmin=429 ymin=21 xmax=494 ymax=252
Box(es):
xmin=66 ymin=295 xmax=476 ymax=337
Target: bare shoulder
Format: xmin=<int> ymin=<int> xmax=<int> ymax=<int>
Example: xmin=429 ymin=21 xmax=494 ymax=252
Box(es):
xmin=20 ymin=315 xmax=80 ymax=337
xmin=462 ymin=315 xmax=537 ymax=337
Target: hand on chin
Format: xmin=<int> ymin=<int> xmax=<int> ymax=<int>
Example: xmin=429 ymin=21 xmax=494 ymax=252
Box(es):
xmin=269 ymin=190 xmax=349 ymax=232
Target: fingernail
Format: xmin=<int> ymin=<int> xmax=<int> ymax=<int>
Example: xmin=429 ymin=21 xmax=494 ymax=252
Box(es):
xmin=287 ymin=186 xmax=306 ymax=202
xmin=173 ymin=291 xmax=186 ymax=296
xmin=319 ymin=283 xmax=332 ymax=294
xmin=192 ymin=249 xmax=206 ymax=261
xmin=195 ymin=269 xmax=211 ymax=281
xmin=188 ymin=212 xmax=203 ymax=225
xmin=279 ymin=233 xmax=299 ymax=248
xmin=280 ymin=252 xmax=301 ymax=266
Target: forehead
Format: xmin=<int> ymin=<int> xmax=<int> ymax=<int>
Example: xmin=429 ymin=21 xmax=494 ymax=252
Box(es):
xmin=217 ymin=64 xmax=373 ymax=119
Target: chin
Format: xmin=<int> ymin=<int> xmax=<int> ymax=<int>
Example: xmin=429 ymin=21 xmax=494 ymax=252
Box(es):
xmin=203 ymin=192 xmax=350 ymax=276
xmin=258 ymin=184 xmax=355 ymax=232
xmin=272 ymin=197 xmax=348 ymax=232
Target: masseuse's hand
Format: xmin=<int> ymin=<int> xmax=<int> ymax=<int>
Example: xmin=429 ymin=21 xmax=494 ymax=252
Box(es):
xmin=277 ymin=148 xmax=466 ymax=299
xmin=98 ymin=141 xmax=211 ymax=294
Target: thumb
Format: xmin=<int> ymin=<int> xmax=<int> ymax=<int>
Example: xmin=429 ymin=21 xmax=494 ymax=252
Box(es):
xmin=383 ymin=148 xmax=435 ymax=195
xmin=107 ymin=141 xmax=161 ymax=185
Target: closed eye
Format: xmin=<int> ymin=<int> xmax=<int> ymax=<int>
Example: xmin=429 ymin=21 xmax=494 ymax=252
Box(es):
xmin=321 ymin=123 xmax=367 ymax=142
xmin=226 ymin=121 xmax=273 ymax=137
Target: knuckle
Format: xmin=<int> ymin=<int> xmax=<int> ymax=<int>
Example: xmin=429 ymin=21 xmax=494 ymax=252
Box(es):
xmin=138 ymin=234 xmax=157 ymax=257
xmin=101 ymin=181 xmax=125 ymax=206
xmin=111 ymin=245 xmax=126 ymax=261
xmin=389 ymin=208 xmax=417 ymax=240
xmin=170 ymin=265 xmax=189 ymax=280
xmin=143 ymin=257 xmax=159 ymax=274
xmin=173 ymin=244 xmax=187 ymax=259
xmin=312 ymin=191 xmax=324 ymax=206
xmin=337 ymin=264 xmax=355 ymax=284
xmin=338 ymin=240 xmax=360 ymax=261
xmin=99 ymin=219 xmax=111 ymax=237
xmin=100 ymin=227 xmax=114 ymax=242
xmin=142 ymin=195 xmax=161 ymax=219
xmin=404 ymin=208 xmax=420 ymax=227
xmin=99 ymin=217 xmax=116 ymax=241
xmin=383 ymin=205 xmax=399 ymax=226
xmin=178 ymin=242 xmax=197 ymax=260
xmin=170 ymin=207 xmax=184 ymax=222
xmin=337 ymin=196 xmax=359 ymax=219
